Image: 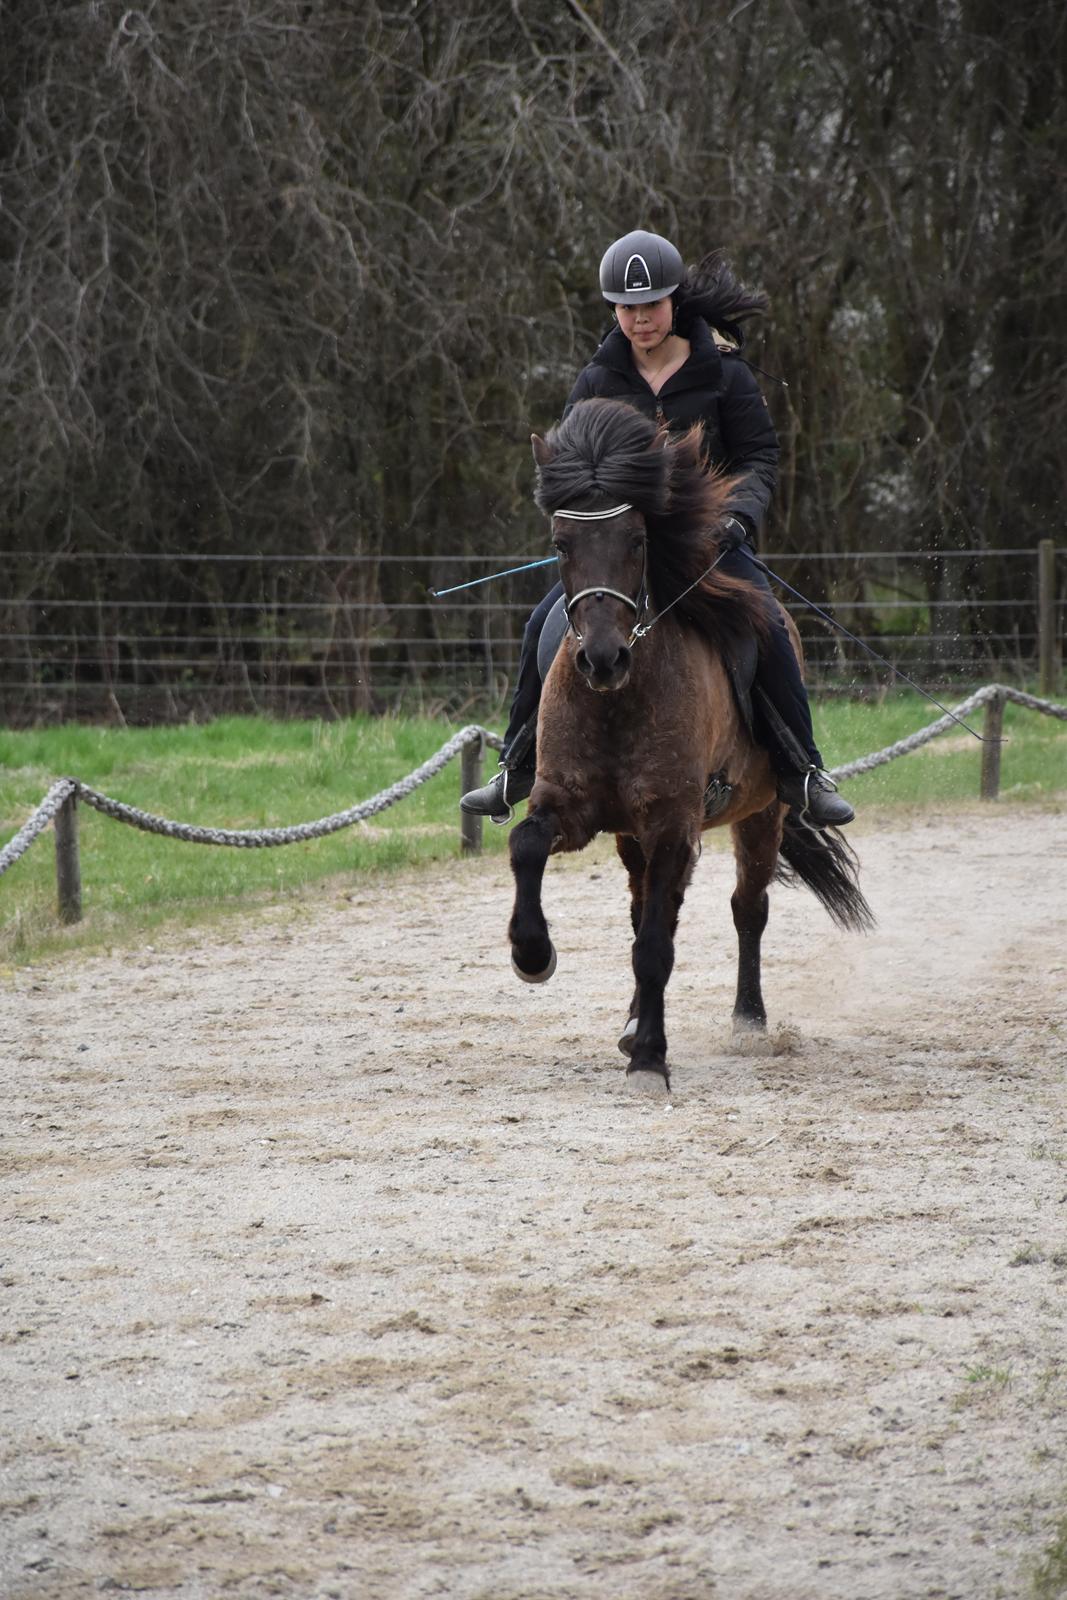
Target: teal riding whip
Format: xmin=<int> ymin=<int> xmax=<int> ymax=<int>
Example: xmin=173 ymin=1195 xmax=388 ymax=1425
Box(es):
xmin=429 ymin=556 xmax=557 ymax=598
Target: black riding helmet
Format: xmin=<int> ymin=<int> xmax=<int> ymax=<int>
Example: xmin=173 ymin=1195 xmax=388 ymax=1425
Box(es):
xmin=599 ymin=229 xmax=684 ymax=305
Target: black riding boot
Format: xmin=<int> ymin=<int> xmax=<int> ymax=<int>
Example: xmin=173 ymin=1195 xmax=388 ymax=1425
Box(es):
xmin=459 ymin=581 xmax=562 ymax=821
xmin=718 ymin=547 xmax=854 ymax=828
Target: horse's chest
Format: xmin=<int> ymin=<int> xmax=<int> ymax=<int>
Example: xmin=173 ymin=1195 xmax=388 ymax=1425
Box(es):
xmin=576 ymin=719 xmax=707 ymax=823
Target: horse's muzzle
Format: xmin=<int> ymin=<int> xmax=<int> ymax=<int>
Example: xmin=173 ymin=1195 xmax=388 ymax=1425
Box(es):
xmin=576 ymin=642 xmax=632 ymax=691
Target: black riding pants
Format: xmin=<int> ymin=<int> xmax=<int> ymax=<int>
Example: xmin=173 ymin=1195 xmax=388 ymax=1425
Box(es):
xmin=500 ymin=547 xmax=822 ymax=772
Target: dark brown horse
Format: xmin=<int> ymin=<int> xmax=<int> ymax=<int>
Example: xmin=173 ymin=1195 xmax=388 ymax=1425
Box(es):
xmin=508 ymin=397 xmax=872 ymax=1094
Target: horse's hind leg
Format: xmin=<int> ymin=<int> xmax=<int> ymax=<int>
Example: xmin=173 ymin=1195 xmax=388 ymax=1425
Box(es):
xmin=627 ymin=830 xmax=698 ymax=1089
xmin=508 ymin=809 xmax=561 ymax=982
xmin=730 ymin=807 xmax=784 ymax=1032
xmin=615 ymin=834 xmax=646 ymax=1056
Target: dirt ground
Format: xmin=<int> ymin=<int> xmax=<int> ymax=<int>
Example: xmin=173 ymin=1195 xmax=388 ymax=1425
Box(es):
xmin=2 ymin=804 xmax=1066 ymax=1600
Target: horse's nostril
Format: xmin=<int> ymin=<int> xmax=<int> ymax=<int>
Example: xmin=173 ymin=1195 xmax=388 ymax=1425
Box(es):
xmin=616 ymin=646 xmax=632 ymax=676
xmin=576 ymin=648 xmax=590 ymax=675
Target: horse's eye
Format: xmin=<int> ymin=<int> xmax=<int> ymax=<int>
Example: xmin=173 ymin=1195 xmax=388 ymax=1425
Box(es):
xmin=553 ymin=540 xmax=570 ymax=559
xmin=630 ymin=536 xmax=646 ymax=555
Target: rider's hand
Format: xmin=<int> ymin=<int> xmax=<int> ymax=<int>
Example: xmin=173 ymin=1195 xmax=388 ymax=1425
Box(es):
xmin=721 ymin=515 xmax=753 ymax=550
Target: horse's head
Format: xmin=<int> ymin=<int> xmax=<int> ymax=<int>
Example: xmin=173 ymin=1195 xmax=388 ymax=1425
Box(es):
xmin=532 ymin=402 xmax=670 ymax=692
xmin=543 ymin=496 xmax=648 ymax=690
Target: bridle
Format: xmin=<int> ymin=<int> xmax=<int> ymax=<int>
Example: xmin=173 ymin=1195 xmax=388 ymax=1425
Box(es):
xmin=552 ymin=500 xmax=729 ymax=648
xmin=552 ymin=502 xmax=650 ymax=647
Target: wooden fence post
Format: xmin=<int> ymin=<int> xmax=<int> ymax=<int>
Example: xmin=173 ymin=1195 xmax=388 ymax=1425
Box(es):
xmin=980 ymin=690 xmax=1005 ymax=801
xmin=460 ymin=734 xmax=483 ymax=855
xmin=54 ymin=792 xmax=83 ymax=922
xmin=1037 ymin=539 xmax=1058 ymax=695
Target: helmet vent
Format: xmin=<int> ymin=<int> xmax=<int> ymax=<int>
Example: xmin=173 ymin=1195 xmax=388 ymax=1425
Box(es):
xmin=624 ymin=254 xmax=651 ymax=291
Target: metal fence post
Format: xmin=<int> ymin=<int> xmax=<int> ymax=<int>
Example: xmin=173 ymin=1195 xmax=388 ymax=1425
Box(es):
xmin=980 ymin=690 xmax=1005 ymax=801
xmin=1037 ymin=539 xmax=1058 ymax=695
xmin=54 ymin=792 xmax=83 ymax=922
xmin=460 ymin=733 xmax=483 ymax=855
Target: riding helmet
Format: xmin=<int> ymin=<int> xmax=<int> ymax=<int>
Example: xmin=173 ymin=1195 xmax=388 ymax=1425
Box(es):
xmin=599 ymin=229 xmax=684 ymax=305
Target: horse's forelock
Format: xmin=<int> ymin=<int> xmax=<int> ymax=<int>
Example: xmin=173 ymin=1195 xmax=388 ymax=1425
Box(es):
xmin=534 ymin=399 xmax=669 ymax=516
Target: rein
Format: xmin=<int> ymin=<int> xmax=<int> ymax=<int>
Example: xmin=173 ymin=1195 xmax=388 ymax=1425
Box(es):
xmin=629 ymin=546 xmax=730 ymax=643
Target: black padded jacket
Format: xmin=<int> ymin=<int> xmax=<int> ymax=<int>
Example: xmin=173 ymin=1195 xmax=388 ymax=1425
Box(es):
xmin=562 ymin=318 xmax=779 ymax=537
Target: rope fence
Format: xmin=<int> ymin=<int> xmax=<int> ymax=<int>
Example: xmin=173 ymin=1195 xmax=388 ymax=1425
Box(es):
xmin=828 ymin=685 xmax=1067 ymax=779
xmin=1 ymin=686 xmax=1064 ymax=924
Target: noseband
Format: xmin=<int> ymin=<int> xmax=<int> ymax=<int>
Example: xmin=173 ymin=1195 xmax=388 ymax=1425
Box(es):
xmin=552 ymin=503 xmax=649 ymax=645
xmin=551 ymin=500 xmax=733 ymax=649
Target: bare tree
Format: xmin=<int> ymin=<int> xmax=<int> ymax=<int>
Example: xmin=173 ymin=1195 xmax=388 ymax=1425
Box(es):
xmin=1 ymin=0 xmax=1062 ymax=716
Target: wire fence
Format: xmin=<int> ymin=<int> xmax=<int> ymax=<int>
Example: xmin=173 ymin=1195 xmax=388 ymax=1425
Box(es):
xmin=0 ymin=545 xmax=1062 ymax=724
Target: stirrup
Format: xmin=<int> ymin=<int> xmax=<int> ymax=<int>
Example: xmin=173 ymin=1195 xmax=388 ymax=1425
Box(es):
xmin=459 ymin=763 xmax=534 ymax=825
xmin=492 ymin=766 xmax=517 ymax=827
xmin=491 ymin=764 xmax=536 ymax=825
xmin=781 ymin=765 xmax=854 ymax=831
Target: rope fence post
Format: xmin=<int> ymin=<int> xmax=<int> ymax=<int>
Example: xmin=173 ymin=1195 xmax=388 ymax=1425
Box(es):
xmin=1037 ymin=539 xmax=1059 ymax=695
xmin=980 ymin=689 xmax=1005 ymax=801
xmin=460 ymin=732 xmax=484 ymax=856
xmin=54 ymin=791 xmax=83 ymax=922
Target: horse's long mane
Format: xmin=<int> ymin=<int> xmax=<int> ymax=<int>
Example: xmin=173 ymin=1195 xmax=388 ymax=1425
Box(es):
xmin=534 ymin=397 xmax=769 ymax=652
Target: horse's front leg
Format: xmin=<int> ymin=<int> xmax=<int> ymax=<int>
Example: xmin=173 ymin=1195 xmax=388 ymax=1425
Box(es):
xmin=508 ymin=808 xmax=561 ymax=983
xmin=627 ymin=829 xmax=699 ymax=1091
xmin=730 ymin=807 xmax=784 ymax=1032
xmin=615 ymin=833 xmax=646 ymax=1056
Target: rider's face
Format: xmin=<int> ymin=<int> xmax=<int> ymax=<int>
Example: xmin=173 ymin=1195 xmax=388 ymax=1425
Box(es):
xmin=615 ymin=296 xmax=674 ymax=352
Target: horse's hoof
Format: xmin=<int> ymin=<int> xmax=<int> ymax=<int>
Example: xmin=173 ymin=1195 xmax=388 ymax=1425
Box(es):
xmin=626 ymin=1067 xmax=671 ymax=1099
xmin=731 ymin=1017 xmax=772 ymax=1057
xmin=617 ymin=1017 xmax=638 ymax=1057
xmin=511 ymin=943 xmax=557 ymax=984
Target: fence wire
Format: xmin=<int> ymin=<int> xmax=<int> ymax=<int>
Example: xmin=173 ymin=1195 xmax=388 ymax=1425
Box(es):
xmin=3 ymin=546 xmax=1061 ymax=723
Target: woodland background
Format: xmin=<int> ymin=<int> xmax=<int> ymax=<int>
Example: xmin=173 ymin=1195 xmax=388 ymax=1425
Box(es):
xmin=1 ymin=0 xmax=1064 ymax=720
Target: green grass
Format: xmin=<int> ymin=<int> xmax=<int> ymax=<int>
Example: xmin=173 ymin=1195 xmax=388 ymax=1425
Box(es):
xmin=0 ymin=715 xmax=511 ymax=967
xmin=1 ymin=690 xmax=1064 ymax=968
xmin=819 ymin=690 xmax=1066 ymax=808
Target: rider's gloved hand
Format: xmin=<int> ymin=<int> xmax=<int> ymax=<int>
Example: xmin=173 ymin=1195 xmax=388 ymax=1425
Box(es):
xmin=721 ymin=514 xmax=754 ymax=551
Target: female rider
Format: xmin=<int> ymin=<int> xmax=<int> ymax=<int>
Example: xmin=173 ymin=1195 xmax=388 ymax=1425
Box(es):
xmin=460 ymin=228 xmax=853 ymax=830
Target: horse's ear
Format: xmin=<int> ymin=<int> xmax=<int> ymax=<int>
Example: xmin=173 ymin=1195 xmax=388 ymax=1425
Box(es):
xmin=531 ymin=433 xmax=552 ymax=467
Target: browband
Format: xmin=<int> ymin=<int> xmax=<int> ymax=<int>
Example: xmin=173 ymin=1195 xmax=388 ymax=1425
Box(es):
xmin=551 ymin=503 xmax=633 ymax=521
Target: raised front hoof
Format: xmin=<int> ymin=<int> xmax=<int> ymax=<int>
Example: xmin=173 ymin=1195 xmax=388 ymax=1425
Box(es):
xmin=625 ymin=1065 xmax=671 ymax=1099
xmin=617 ymin=1016 xmax=638 ymax=1057
xmin=511 ymin=943 xmax=557 ymax=984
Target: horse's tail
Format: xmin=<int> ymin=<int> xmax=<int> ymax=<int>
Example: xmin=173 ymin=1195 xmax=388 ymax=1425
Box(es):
xmin=776 ymin=817 xmax=875 ymax=933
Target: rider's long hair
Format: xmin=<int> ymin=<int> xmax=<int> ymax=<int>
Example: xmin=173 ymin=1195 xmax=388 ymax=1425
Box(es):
xmin=673 ymin=250 xmax=769 ymax=340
